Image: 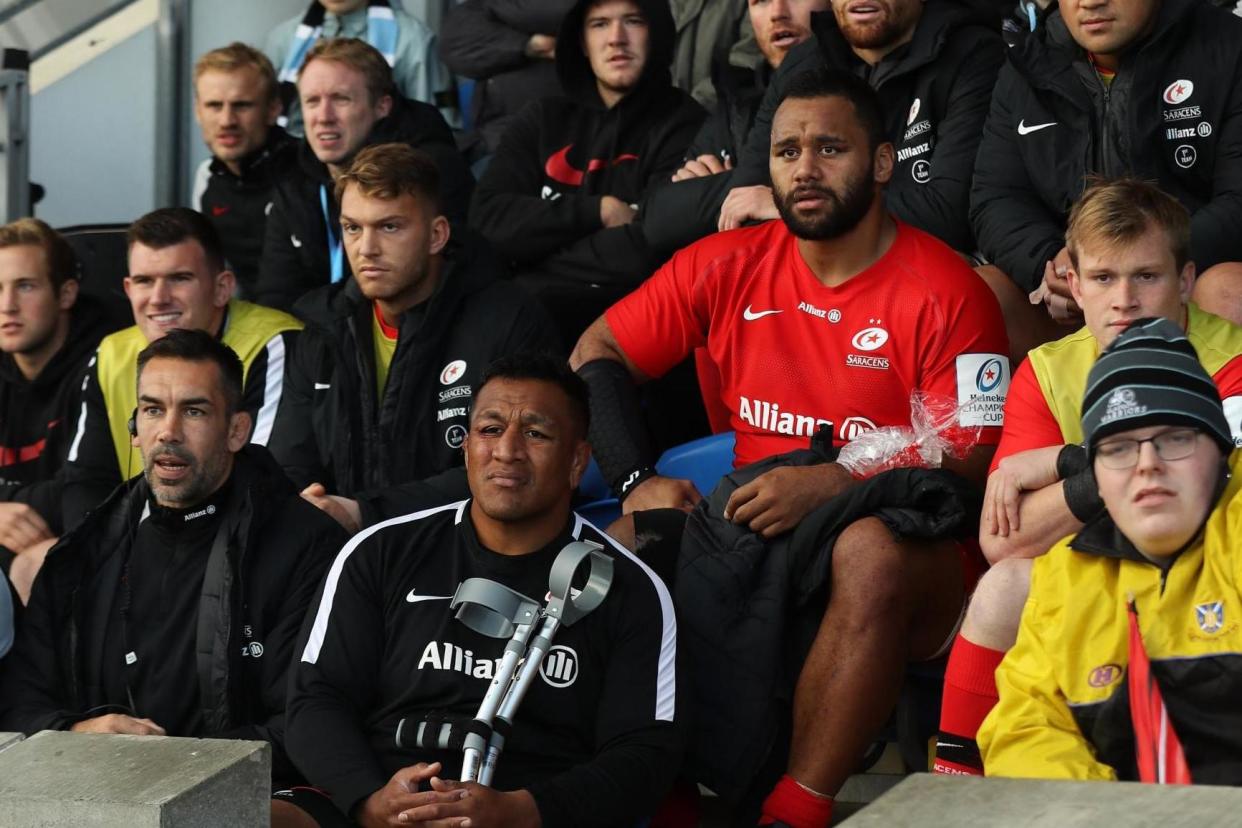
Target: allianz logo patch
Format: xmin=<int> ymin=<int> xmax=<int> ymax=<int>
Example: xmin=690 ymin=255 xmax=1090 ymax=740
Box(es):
xmin=418 ymin=641 xmax=579 ymax=687
xmin=897 ymin=142 xmax=930 ymax=162
xmin=739 ymin=396 xmax=830 ymax=437
xmin=437 ymin=407 xmax=467 ymax=422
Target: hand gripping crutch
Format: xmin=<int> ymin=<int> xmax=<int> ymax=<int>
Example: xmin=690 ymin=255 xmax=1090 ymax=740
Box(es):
xmin=451 ymin=540 xmax=614 ymax=784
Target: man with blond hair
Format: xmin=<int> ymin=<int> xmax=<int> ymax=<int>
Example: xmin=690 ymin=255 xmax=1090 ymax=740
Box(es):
xmin=267 ymin=142 xmax=555 ymax=499
xmin=0 ymin=219 xmax=115 ymax=586
xmin=257 ymin=37 xmax=471 ymax=312
xmin=933 ymin=178 xmax=1242 ymax=777
xmin=192 ymin=42 xmax=294 ymax=298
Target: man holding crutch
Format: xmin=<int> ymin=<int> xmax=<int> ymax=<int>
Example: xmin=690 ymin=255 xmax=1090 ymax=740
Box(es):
xmin=276 ymin=353 xmax=682 ymax=828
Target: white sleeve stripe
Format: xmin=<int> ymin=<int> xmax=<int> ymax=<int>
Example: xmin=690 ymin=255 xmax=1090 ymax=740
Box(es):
xmin=574 ymin=512 xmax=678 ymax=723
xmin=66 ymin=354 xmax=98 ymax=463
xmin=301 ymin=500 xmax=469 ymax=665
xmin=249 ymin=335 xmax=286 ymax=446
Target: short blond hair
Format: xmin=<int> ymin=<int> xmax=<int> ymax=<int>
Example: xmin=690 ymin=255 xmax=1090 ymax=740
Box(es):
xmin=0 ymin=218 xmax=78 ymax=290
xmin=299 ymin=38 xmax=394 ymax=105
xmin=1066 ymin=178 xmax=1191 ymax=271
xmin=335 ymin=143 xmax=440 ymax=213
xmin=193 ymin=42 xmax=278 ymax=103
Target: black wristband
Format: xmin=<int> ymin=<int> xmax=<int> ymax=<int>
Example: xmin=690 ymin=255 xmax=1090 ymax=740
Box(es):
xmin=1062 ymin=467 xmax=1104 ymax=523
xmin=576 ymin=359 xmax=658 ymax=498
xmin=1056 ymin=444 xmax=1089 ymax=480
xmin=617 ymin=466 xmax=658 ymax=503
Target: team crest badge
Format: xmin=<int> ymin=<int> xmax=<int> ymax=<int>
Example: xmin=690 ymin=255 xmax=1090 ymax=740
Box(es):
xmin=1195 ymin=601 xmax=1224 ymax=634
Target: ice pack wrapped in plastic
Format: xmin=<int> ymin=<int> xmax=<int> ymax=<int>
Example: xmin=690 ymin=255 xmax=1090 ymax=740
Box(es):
xmin=835 ymin=391 xmax=983 ymax=478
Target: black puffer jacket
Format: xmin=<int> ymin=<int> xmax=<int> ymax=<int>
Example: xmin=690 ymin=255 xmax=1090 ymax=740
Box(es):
xmin=0 ymin=445 xmax=346 ymax=782
xmin=256 ymin=96 xmax=474 ymax=312
xmin=643 ymin=0 xmax=1004 ymax=259
xmin=677 ymin=445 xmax=980 ymax=806
xmin=266 ymin=233 xmax=560 ymax=497
xmin=971 ymin=0 xmax=1242 ymax=292
xmin=0 ymin=296 xmax=116 ymax=533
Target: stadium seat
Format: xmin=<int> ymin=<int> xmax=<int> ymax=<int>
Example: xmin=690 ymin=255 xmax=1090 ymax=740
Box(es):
xmin=59 ymin=222 xmax=132 ymax=330
xmin=577 ymin=432 xmax=738 ymax=529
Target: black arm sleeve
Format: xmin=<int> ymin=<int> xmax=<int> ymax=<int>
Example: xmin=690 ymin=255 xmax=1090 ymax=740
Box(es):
xmin=60 ymin=358 xmax=122 ymax=531
xmin=355 ymin=466 xmax=471 ymax=526
xmin=577 ymin=359 xmax=658 ymax=498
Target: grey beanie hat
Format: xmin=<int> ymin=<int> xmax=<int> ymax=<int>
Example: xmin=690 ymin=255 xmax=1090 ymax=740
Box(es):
xmin=1081 ymin=317 xmax=1234 ymax=455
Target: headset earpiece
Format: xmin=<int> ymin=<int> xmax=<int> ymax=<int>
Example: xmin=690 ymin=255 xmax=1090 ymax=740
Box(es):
xmin=127 ymin=408 xmax=137 ymax=438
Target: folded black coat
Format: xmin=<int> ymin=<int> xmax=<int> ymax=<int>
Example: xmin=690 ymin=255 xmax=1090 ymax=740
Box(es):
xmin=675 ymin=443 xmax=981 ymax=804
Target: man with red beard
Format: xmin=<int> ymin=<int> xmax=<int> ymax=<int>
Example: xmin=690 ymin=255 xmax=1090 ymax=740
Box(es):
xmin=571 ymin=70 xmax=1008 ymax=827
xmin=642 ymin=0 xmax=1003 ymax=263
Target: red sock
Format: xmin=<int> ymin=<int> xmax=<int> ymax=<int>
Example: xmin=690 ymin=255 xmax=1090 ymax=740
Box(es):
xmin=758 ymin=774 xmax=833 ymax=828
xmin=932 ymin=634 xmax=1005 ymax=776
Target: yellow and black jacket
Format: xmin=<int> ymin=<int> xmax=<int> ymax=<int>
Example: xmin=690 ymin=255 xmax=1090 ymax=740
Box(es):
xmin=61 ymin=300 xmax=302 ymax=529
xmin=980 ymin=453 xmax=1242 ymax=783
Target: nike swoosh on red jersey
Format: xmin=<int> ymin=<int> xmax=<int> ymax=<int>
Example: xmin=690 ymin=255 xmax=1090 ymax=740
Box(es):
xmin=544 ymin=145 xmax=640 ymax=187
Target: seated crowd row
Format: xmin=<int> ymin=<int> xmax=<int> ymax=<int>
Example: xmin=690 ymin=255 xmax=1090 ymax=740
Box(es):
xmin=0 ymin=0 xmax=1239 ymax=826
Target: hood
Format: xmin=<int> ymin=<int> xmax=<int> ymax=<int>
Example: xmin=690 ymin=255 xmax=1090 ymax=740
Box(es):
xmin=556 ymin=0 xmax=676 ymax=106
xmin=0 ymin=293 xmax=117 ymax=388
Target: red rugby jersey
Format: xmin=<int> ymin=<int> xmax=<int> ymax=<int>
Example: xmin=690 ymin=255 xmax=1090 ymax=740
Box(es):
xmin=607 ymin=219 xmax=1010 ymax=468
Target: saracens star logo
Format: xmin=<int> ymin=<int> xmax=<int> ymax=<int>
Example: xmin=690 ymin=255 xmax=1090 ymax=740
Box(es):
xmin=440 ymin=359 xmax=467 ymax=386
xmin=850 ymin=320 xmax=889 ymax=351
xmin=1163 ymin=79 xmax=1194 ymax=105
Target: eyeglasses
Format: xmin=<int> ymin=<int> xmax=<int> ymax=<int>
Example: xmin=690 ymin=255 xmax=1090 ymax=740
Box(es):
xmin=1095 ymin=428 xmax=1201 ymax=470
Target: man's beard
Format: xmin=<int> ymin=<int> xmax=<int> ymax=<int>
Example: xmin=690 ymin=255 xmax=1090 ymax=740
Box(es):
xmin=837 ymin=5 xmax=916 ymax=50
xmin=773 ymin=166 xmax=875 ymax=241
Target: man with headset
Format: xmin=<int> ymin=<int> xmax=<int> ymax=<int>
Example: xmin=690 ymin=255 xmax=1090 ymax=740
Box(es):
xmin=0 ymin=330 xmax=345 ymax=784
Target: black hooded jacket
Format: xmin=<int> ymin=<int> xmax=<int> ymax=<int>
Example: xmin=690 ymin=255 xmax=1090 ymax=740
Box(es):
xmin=642 ymin=0 xmax=1004 ymax=259
xmin=196 ymin=126 xmax=297 ymax=300
xmin=971 ymin=0 xmax=1242 ymax=293
xmin=0 ymin=445 xmax=347 ymax=782
xmin=265 ymin=233 xmax=560 ymax=497
xmin=256 ymin=96 xmax=474 ymax=313
xmin=469 ymin=0 xmax=704 ymax=296
xmin=0 ymin=295 xmax=115 ymax=533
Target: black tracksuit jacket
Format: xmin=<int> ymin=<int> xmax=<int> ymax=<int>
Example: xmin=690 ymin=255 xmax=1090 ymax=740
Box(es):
xmin=971 ymin=0 xmax=1242 ymax=292
xmin=469 ymin=0 xmax=704 ymax=298
xmin=197 ymin=127 xmax=297 ymax=299
xmin=0 ymin=297 xmax=114 ymax=534
xmin=286 ymin=501 xmax=683 ymax=826
xmin=265 ymin=236 xmax=560 ymax=497
xmin=0 ymin=446 xmax=347 ymax=782
xmin=642 ymin=0 xmax=1004 ymax=260
xmin=256 ymin=97 xmax=475 ymax=313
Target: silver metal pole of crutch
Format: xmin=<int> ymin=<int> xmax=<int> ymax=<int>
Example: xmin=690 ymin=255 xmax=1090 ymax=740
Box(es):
xmin=447 ymin=579 xmax=542 ymax=783
xmin=475 ymin=540 xmax=614 ymax=786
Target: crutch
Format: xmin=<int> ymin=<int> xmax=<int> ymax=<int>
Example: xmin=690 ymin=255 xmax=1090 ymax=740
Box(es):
xmin=451 ymin=540 xmax=614 ymax=784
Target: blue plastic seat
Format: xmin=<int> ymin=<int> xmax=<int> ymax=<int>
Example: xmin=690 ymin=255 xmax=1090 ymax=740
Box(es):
xmin=576 ymin=433 xmax=737 ymax=528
